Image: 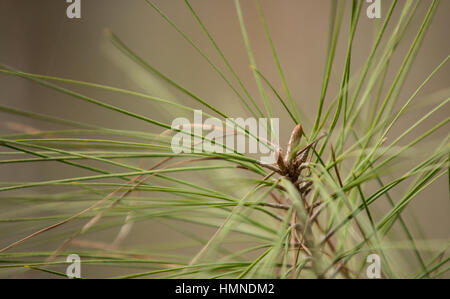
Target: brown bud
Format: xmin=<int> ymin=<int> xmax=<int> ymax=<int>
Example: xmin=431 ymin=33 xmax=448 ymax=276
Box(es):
xmin=285 ymin=124 xmax=303 ymax=163
xmin=276 ymin=148 xmax=288 ymax=174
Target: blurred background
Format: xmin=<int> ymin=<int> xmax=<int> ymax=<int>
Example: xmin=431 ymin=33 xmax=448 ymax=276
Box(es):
xmin=0 ymin=0 xmax=449 ymax=277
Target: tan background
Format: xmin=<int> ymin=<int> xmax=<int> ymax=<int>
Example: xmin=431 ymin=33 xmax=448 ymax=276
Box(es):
xmin=0 ymin=0 xmax=449 ymax=277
